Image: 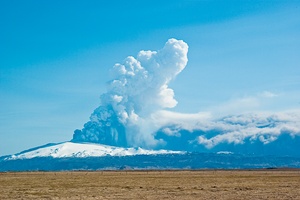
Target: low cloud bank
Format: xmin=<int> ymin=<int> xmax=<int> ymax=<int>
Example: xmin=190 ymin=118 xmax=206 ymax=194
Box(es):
xmin=154 ymin=111 xmax=300 ymax=156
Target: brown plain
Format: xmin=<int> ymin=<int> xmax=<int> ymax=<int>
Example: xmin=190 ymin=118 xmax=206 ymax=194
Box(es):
xmin=1 ymin=170 xmax=300 ymax=199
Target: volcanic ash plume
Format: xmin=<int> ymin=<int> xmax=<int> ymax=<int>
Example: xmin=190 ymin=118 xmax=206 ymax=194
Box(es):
xmin=72 ymin=38 xmax=189 ymax=148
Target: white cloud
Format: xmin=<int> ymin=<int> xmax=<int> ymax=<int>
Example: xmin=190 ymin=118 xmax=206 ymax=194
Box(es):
xmin=195 ymin=111 xmax=300 ymax=148
xmin=151 ymin=110 xmax=212 ymax=131
xmin=259 ymin=91 xmax=279 ymax=98
xmin=206 ymin=91 xmax=282 ymax=117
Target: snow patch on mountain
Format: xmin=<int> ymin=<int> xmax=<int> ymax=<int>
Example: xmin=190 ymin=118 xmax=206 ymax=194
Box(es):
xmin=6 ymin=142 xmax=183 ymax=160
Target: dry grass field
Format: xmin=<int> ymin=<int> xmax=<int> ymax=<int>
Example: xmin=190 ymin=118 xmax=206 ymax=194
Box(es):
xmin=0 ymin=170 xmax=300 ymax=199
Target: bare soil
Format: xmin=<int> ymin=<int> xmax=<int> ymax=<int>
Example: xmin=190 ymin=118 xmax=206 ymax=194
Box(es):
xmin=1 ymin=170 xmax=300 ymax=199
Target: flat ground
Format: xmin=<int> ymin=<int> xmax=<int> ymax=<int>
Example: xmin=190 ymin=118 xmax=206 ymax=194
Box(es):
xmin=0 ymin=170 xmax=300 ymax=199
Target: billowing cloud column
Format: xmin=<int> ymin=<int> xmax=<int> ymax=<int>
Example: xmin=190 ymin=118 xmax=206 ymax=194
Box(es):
xmin=72 ymin=38 xmax=188 ymax=147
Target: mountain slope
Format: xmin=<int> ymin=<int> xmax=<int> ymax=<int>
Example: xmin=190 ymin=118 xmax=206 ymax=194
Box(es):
xmin=5 ymin=142 xmax=183 ymax=160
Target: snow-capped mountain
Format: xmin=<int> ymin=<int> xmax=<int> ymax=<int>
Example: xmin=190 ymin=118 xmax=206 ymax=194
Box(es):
xmin=1 ymin=142 xmax=300 ymax=172
xmin=5 ymin=142 xmax=183 ymax=160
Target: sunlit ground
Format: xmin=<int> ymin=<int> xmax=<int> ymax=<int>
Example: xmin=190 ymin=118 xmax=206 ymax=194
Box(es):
xmin=1 ymin=170 xmax=299 ymax=199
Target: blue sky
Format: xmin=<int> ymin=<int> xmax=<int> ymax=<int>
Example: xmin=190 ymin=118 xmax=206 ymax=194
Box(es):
xmin=1 ymin=0 xmax=300 ymax=156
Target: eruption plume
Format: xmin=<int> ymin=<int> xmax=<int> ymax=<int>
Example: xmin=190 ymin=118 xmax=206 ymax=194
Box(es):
xmin=72 ymin=38 xmax=188 ymax=147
